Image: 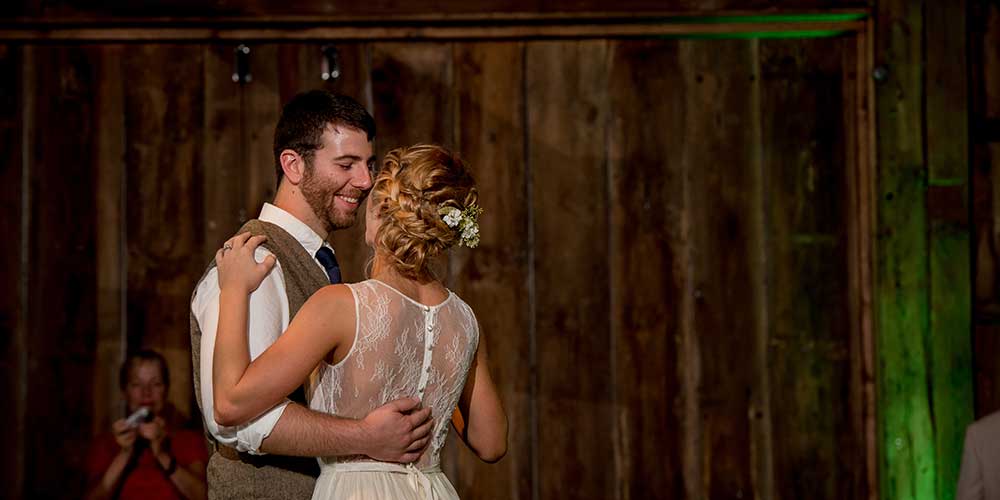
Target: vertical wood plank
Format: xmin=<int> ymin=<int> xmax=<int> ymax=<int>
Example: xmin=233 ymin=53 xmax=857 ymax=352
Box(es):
xmin=93 ymin=45 xmax=127 ymax=435
xmin=973 ymin=323 xmax=1000 ymax=415
xmin=843 ymin=27 xmax=878 ymax=500
xmin=241 ymin=44 xmax=282 ymax=225
xmin=606 ymin=38 xmax=684 ymax=500
xmin=748 ymin=38 xmax=774 ymax=500
xmin=925 ymin=0 xmax=974 ymax=498
xmin=25 ymin=44 xmax=100 ymax=498
xmin=875 ymin=0 xmax=936 ymax=499
xmin=0 ymin=42 xmax=25 ymax=500
xmin=370 ymin=42 xmax=454 ymax=155
xmin=449 ymin=41 xmax=532 ymax=500
xmin=972 ymin=0 xmax=1000 ymax=418
xmin=760 ymin=37 xmax=855 ymax=500
xmin=202 ymin=44 xmax=244 ymax=268
xmin=123 ymin=44 xmax=205 ymax=422
xmin=526 ymin=40 xmax=613 ymax=500
xmin=677 ymin=39 xmax=759 ymax=500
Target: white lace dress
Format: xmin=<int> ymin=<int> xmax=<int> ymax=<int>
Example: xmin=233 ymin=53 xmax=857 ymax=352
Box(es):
xmin=306 ymin=279 xmax=480 ymax=500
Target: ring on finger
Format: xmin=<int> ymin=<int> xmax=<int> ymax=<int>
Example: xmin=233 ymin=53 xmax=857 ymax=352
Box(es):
xmin=223 ymin=243 xmax=233 ymax=251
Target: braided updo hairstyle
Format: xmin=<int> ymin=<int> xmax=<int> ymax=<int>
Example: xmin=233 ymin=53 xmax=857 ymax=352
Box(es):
xmin=369 ymin=144 xmax=478 ymax=280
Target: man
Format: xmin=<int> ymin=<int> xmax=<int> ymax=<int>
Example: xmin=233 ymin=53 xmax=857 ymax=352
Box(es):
xmin=958 ymin=410 xmax=1000 ymax=500
xmin=190 ymin=90 xmax=431 ymax=499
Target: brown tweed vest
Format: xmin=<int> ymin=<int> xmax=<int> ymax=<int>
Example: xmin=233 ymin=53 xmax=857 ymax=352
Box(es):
xmin=190 ymin=219 xmax=330 ymax=500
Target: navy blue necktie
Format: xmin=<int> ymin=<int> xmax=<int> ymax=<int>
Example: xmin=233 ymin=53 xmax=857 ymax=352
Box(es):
xmin=315 ymin=247 xmax=342 ymax=284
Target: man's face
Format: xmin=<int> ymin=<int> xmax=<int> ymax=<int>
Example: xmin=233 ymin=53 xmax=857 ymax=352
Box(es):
xmin=300 ymin=125 xmax=375 ymax=235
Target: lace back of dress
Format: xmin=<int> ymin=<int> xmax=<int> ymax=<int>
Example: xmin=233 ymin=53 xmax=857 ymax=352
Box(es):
xmin=308 ymin=280 xmax=479 ymax=469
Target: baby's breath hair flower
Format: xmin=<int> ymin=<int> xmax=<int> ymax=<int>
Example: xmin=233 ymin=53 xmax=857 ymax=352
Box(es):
xmin=438 ymin=204 xmax=483 ymax=248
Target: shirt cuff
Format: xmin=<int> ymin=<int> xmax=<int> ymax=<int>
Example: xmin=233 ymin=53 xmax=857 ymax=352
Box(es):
xmin=232 ymin=400 xmax=292 ymax=455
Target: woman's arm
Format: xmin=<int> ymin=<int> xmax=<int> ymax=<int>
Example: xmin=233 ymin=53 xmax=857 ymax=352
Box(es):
xmin=85 ymin=420 xmax=136 ymax=500
xmin=452 ymin=336 xmax=507 ymax=463
xmin=162 ymin=458 xmax=206 ymax=500
xmin=85 ymin=450 xmax=130 ymax=500
xmin=212 ymin=233 xmax=354 ymax=426
xmin=87 ymin=452 xmax=129 ymax=500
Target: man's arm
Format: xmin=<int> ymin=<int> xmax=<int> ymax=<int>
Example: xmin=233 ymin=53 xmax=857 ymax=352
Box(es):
xmin=261 ymin=401 xmax=432 ymax=463
xmin=193 ymin=257 xmax=292 ymax=454
xmin=194 ymin=247 xmax=433 ymax=460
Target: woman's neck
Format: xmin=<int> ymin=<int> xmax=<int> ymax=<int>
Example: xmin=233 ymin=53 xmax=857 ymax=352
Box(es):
xmin=370 ymin=254 xmax=444 ymax=296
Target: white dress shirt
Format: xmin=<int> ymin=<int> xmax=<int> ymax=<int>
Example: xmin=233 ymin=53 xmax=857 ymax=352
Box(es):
xmin=191 ymin=203 xmax=332 ymax=454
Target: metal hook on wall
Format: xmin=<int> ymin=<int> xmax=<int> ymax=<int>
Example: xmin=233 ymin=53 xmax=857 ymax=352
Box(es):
xmin=321 ymin=45 xmax=341 ymax=81
xmin=232 ymin=44 xmax=252 ymax=84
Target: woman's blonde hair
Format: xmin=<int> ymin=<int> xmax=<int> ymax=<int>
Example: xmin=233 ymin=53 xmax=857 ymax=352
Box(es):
xmin=369 ymin=144 xmax=478 ymax=280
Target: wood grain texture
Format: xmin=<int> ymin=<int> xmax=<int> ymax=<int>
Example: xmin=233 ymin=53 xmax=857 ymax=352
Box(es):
xmin=842 ymin=28 xmax=877 ymax=500
xmin=24 ymin=44 xmax=100 ymax=498
xmin=2 ymin=26 xmax=892 ymax=500
xmin=875 ymin=1 xmax=936 ymax=499
xmin=527 ymin=40 xmax=613 ymax=500
xmin=123 ymin=44 xmax=205 ymax=422
xmin=972 ymin=0 xmax=1000 ymax=419
xmin=607 ymin=38 xmax=684 ymax=500
xmin=202 ymin=43 xmax=244 ymax=268
xmin=370 ymin=42 xmax=454 ymax=155
xmin=14 ymin=0 xmax=868 ymax=19
xmin=677 ymin=39 xmax=759 ymax=500
xmin=0 ymin=42 xmax=25 ymax=500
xmin=448 ymin=41 xmax=532 ymax=500
xmin=93 ymin=45 xmax=127 ymax=436
xmin=925 ymin=0 xmax=974 ymax=498
xmin=760 ymin=37 xmax=855 ymax=500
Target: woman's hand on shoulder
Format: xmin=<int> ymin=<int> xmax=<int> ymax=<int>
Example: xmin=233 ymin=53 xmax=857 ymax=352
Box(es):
xmin=216 ymin=233 xmax=277 ymax=294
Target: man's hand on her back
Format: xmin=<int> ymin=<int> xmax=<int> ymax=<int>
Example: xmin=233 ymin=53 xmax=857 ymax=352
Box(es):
xmin=360 ymin=397 xmax=433 ymax=463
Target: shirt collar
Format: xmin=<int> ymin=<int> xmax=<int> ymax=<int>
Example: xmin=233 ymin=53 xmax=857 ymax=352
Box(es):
xmin=258 ymin=203 xmax=331 ymax=257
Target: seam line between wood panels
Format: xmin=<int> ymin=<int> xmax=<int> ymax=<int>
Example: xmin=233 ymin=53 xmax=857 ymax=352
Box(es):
xmin=522 ymin=41 xmax=539 ymax=500
xmin=603 ymin=39 xmax=621 ymax=500
xmin=750 ymin=36 xmax=775 ymax=500
xmin=18 ymin=43 xmax=32 ymax=500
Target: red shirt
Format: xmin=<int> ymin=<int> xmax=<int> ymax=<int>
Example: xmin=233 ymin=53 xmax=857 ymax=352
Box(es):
xmin=86 ymin=429 xmax=208 ymax=500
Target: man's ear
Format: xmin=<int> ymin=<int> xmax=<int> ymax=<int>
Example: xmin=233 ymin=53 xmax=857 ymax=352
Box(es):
xmin=280 ymin=149 xmax=306 ymax=185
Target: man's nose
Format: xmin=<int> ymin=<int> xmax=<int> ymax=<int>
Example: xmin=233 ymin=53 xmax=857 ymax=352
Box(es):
xmin=354 ymin=165 xmax=373 ymax=190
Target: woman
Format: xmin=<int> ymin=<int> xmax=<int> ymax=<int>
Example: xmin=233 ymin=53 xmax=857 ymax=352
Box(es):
xmin=85 ymin=350 xmax=208 ymax=500
xmin=212 ymin=144 xmax=507 ymax=499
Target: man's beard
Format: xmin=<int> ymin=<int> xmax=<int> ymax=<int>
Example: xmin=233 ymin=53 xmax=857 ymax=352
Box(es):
xmin=300 ymin=162 xmax=361 ymax=234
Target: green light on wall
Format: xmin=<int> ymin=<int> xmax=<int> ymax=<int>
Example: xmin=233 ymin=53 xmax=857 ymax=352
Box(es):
xmin=650 ymin=12 xmax=867 ymax=24
xmin=657 ymin=30 xmax=851 ymax=40
xmin=643 ymin=12 xmax=865 ymax=39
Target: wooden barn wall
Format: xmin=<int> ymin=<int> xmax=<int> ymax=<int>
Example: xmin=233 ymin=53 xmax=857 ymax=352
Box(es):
xmin=0 ymin=0 xmax=867 ymax=19
xmin=875 ymin=0 xmax=976 ymax=499
xmin=972 ymin=0 xmax=1000 ymax=420
xmin=1 ymin=34 xmax=870 ymax=499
